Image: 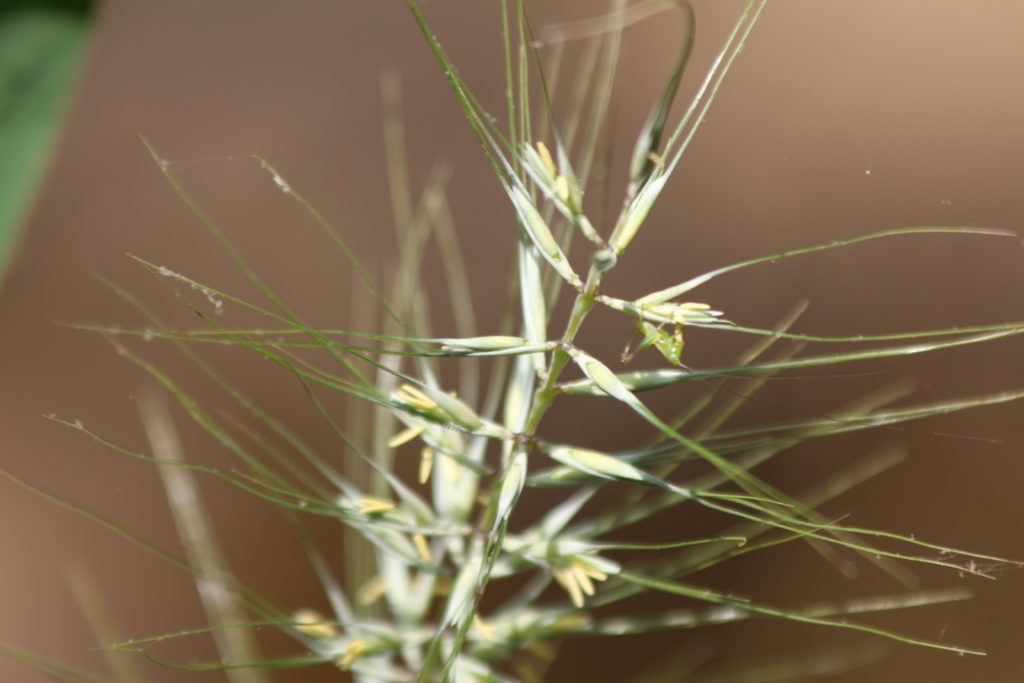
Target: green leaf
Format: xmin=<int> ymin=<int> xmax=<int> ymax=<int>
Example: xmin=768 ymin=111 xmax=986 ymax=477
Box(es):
xmin=0 ymin=2 xmax=94 ymax=285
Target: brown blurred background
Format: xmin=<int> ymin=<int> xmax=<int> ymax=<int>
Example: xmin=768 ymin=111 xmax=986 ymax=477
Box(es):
xmin=2 ymin=1 xmax=1023 ymax=681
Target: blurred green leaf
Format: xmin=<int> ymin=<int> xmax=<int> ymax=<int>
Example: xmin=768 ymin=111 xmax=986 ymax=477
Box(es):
xmin=0 ymin=0 xmax=94 ymax=285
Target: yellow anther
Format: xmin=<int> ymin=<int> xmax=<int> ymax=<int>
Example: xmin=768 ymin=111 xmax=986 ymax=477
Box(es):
xmin=413 ymin=533 xmax=432 ymax=564
xmin=292 ymin=608 xmax=338 ymax=639
xmin=552 ymin=554 xmax=613 ymax=608
xmin=419 ymin=446 xmax=434 ymax=484
xmin=387 ymin=425 xmax=424 ymax=448
xmin=339 ymin=639 xmax=367 ymax=670
xmin=671 ymin=302 xmax=712 ymax=324
xmin=555 ymin=175 xmax=571 ymax=204
xmin=356 ymin=575 xmax=389 ymax=606
xmin=570 ymin=563 xmax=595 ymax=597
xmin=553 ymin=566 xmax=585 ymax=608
xmin=535 ymin=141 xmax=557 ymax=176
xmin=357 ymin=497 xmax=395 ymax=514
xmin=397 ymin=384 xmax=438 ymax=411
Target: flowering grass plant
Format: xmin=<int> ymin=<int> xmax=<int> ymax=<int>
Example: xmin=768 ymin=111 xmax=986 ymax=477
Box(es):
xmin=5 ymin=1 xmax=1024 ymax=681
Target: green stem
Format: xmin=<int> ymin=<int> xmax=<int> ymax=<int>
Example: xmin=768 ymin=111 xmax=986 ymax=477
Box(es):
xmin=432 ymin=265 xmax=605 ymax=681
xmin=524 ymin=262 xmax=602 ymax=435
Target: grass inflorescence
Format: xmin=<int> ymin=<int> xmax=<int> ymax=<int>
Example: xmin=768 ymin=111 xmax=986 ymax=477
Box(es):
xmin=5 ymin=1 xmax=1024 ymax=681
